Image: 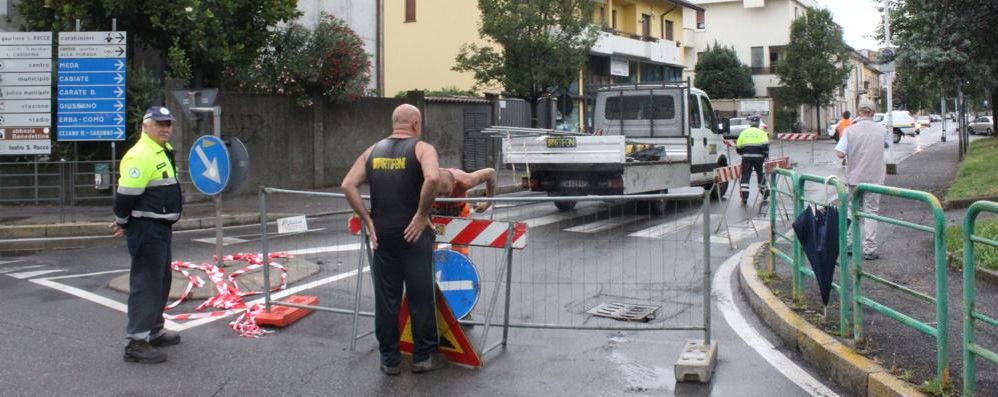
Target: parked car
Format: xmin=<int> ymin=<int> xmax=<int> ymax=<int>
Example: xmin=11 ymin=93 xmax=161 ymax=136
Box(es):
xmin=827 ymin=118 xmax=853 ymax=142
xmin=929 ymin=114 xmax=942 ymax=122
xmin=917 ymin=116 xmax=931 ymax=127
xmin=873 ymin=111 xmax=919 ymax=143
xmin=719 ymin=117 xmax=769 ymax=139
xmin=967 ymin=116 xmax=994 ymax=135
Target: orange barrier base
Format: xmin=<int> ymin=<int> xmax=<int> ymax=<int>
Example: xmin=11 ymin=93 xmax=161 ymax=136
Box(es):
xmin=256 ymin=295 xmax=319 ymax=327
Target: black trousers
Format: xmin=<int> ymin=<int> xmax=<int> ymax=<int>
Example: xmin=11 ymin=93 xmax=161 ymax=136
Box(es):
xmin=371 ymin=230 xmax=438 ymax=365
xmin=740 ymin=157 xmax=767 ymax=201
xmin=125 ymin=219 xmax=173 ymax=340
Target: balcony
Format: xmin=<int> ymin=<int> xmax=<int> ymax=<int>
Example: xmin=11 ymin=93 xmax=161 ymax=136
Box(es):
xmin=751 ymin=65 xmax=779 ymax=75
xmin=590 ymin=30 xmax=680 ymax=66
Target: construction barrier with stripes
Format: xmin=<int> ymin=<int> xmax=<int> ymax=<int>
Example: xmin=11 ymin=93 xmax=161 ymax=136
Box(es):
xmin=252 ymin=187 xmax=716 ymax=374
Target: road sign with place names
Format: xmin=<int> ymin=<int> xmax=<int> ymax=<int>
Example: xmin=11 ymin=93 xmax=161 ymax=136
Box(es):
xmin=188 ymin=135 xmax=231 ymax=196
xmin=0 ymin=32 xmax=52 ymax=156
xmin=57 ymin=31 xmax=127 ymax=141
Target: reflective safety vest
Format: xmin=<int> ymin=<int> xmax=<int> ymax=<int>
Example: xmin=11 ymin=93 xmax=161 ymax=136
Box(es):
xmin=736 ymin=127 xmax=770 ymax=159
xmin=113 ymin=132 xmax=183 ymax=226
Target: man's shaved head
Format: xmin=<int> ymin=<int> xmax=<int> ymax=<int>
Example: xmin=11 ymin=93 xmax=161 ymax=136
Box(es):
xmin=392 ymin=104 xmax=420 ymax=126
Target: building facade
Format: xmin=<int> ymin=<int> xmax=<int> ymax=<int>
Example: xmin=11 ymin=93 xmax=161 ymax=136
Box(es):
xmin=296 ymin=0 xmax=381 ymax=93
xmin=832 ymin=48 xmax=881 ymax=119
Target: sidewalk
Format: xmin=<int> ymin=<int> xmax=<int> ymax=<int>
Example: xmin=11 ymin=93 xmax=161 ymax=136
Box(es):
xmin=0 ymin=167 xmax=526 ymax=240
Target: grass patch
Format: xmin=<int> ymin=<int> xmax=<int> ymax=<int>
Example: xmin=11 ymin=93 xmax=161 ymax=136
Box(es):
xmin=918 ymin=377 xmax=954 ymax=396
xmin=945 ymin=137 xmax=998 ymax=203
xmin=945 ymin=218 xmax=998 ymax=271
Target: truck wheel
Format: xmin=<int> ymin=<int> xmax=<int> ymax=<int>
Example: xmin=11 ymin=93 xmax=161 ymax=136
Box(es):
xmin=893 ymin=130 xmax=902 ymax=144
xmin=554 ymin=201 xmax=576 ymax=211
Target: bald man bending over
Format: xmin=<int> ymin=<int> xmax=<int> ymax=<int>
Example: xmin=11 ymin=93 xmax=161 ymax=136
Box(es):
xmin=342 ymin=104 xmax=448 ymax=375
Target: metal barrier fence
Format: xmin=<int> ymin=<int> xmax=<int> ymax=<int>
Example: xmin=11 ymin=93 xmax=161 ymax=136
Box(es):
xmin=767 ymin=169 xmax=851 ymax=338
xmin=963 ymin=200 xmax=998 ymax=396
xmin=850 ymin=183 xmax=949 ymax=385
xmin=256 ymin=187 xmax=714 ymax=365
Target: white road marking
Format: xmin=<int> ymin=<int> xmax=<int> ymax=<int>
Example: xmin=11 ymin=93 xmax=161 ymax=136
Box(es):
xmin=565 ymin=215 xmax=644 ymax=233
xmin=0 ymin=259 xmax=25 ymax=266
xmin=192 ymin=236 xmax=249 ymax=245
xmin=8 ymin=269 xmax=65 ymax=279
xmin=497 ymin=206 xmax=602 ymax=228
xmin=30 ymin=277 xmax=183 ymax=330
xmin=285 ymin=243 xmax=361 ymax=255
xmin=714 ymin=250 xmax=839 ymax=397
xmin=0 ymin=264 xmax=41 ymax=274
xmin=42 ymin=269 xmax=130 ymax=280
xmin=628 ymin=213 xmax=715 ymax=239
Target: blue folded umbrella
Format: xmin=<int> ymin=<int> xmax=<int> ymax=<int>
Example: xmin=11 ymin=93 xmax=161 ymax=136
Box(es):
xmin=792 ymin=205 xmax=840 ymax=305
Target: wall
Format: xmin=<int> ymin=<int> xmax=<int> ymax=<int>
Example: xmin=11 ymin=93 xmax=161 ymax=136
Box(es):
xmin=383 ymin=0 xmax=490 ymax=96
xmin=167 ymin=92 xmax=479 ymax=196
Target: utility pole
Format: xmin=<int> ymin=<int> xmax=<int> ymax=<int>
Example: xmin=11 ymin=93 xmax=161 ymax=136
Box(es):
xmin=940 ymin=97 xmax=947 ymax=142
xmin=883 ymin=0 xmax=897 ymax=174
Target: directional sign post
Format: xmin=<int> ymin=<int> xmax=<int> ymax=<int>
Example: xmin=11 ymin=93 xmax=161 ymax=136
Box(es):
xmin=433 ymin=249 xmax=481 ymax=319
xmin=188 ymin=135 xmax=231 ymax=196
xmin=56 ymin=31 xmax=127 ymax=141
xmin=0 ymin=32 xmax=52 ymax=156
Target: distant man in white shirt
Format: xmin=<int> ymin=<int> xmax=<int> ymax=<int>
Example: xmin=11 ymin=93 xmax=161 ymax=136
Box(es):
xmin=834 ymin=99 xmax=892 ymax=260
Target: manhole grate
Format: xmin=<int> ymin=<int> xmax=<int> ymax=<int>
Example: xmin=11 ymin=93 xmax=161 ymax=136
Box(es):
xmin=586 ymin=302 xmax=658 ymax=322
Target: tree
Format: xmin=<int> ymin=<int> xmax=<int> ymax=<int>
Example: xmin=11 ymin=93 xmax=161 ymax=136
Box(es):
xmin=886 ymin=0 xmax=998 ymax=123
xmin=694 ymin=43 xmax=755 ymax=99
xmin=776 ymin=8 xmax=850 ymax=132
xmin=233 ymin=14 xmax=371 ymax=107
xmin=16 ymin=0 xmax=300 ymax=87
xmin=454 ymin=0 xmax=598 ymax=127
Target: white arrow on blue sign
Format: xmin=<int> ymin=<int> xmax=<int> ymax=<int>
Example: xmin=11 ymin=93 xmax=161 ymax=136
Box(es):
xmin=433 ymin=249 xmax=481 ymax=319
xmin=188 ymin=135 xmax=231 ymax=196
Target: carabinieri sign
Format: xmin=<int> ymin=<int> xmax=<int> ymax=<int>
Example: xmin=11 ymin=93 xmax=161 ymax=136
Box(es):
xmin=56 ymin=31 xmax=127 ymax=141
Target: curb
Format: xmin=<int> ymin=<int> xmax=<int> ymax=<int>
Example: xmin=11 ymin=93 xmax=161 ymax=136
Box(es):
xmin=943 ymin=195 xmax=998 ymax=210
xmin=737 ymin=242 xmax=925 ymax=397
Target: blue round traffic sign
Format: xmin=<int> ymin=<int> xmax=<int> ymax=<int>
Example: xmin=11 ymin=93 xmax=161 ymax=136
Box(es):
xmin=434 ymin=249 xmax=481 ymax=319
xmin=188 ymin=135 xmax=231 ymax=196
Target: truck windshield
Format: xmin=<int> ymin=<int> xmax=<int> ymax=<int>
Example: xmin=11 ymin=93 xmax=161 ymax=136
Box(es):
xmin=604 ymin=95 xmax=676 ymax=120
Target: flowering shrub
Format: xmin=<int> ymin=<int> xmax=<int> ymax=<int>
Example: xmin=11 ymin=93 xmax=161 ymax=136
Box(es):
xmin=234 ymin=14 xmax=371 ymax=107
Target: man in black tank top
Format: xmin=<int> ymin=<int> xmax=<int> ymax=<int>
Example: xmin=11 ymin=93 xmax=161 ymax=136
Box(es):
xmin=341 ymin=104 xmax=447 ymax=375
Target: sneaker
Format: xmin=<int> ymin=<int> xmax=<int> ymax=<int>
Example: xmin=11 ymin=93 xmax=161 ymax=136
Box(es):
xmin=124 ymin=339 xmax=166 ymax=364
xmin=150 ymin=330 xmax=181 ymax=347
xmin=411 ymin=352 xmax=448 ymax=374
xmin=862 ymin=252 xmax=879 ymax=260
xmin=741 ymin=198 xmax=748 ymax=206
xmin=380 ymin=363 xmax=401 ymax=376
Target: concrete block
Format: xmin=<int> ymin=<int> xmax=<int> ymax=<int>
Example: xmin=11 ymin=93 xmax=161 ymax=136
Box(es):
xmin=45 ymin=223 xmax=105 ymax=238
xmin=868 ymin=372 xmax=925 ymax=397
xmin=674 ymin=340 xmax=718 ymax=383
xmin=0 ymin=225 xmax=43 ymax=239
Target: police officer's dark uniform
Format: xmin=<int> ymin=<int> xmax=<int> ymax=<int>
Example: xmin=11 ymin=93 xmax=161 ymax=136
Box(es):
xmin=736 ymin=116 xmax=770 ymax=205
xmin=113 ymin=106 xmax=182 ymax=363
xmin=366 ymin=138 xmax=439 ymax=372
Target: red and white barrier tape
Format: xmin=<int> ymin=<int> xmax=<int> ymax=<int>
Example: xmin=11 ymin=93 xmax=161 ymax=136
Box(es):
xmin=163 ymin=252 xmax=291 ymax=338
xmin=776 ymin=133 xmax=816 ymax=141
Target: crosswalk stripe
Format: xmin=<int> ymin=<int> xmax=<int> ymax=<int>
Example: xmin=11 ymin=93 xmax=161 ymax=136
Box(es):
xmin=565 ymin=215 xmax=645 ymax=233
xmin=0 ymin=259 xmax=25 ymax=266
xmin=628 ymin=214 xmax=718 ymax=239
xmin=0 ymin=264 xmax=41 ymax=274
xmin=497 ymin=206 xmax=602 ymax=228
xmin=8 ymin=269 xmax=65 ymax=279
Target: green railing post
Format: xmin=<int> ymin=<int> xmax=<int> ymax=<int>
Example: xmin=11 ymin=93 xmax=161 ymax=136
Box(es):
xmin=963 ymin=201 xmax=998 ymax=396
xmin=850 ymin=183 xmax=949 ymax=386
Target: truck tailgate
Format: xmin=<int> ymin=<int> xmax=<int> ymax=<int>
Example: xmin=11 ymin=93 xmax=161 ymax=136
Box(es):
xmin=503 ymin=135 xmax=626 ymax=164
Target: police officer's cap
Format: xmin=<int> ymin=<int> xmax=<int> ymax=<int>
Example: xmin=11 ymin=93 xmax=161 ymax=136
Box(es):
xmin=748 ymin=115 xmax=761 ymax=122
xmin=143 ymin=106 xmax=175 ymax=122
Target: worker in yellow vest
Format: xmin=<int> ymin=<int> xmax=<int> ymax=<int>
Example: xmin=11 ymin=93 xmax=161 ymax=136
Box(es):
xmin=735 ymin=116 xmax=770 ymax=205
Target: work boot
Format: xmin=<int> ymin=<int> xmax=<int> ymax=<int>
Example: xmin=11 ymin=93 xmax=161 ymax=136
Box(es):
xmin=150 ymin=330 xmax=181 ymax=347
xmin=862 ymin=252 xmax=879 ymax=260
xmin=411 ymin=352 xmax=448 ymax=374
xmin=124 ymin=339 xmax=167 ymax=364
xmin=380 ymin=363 xmax=401 ymax=376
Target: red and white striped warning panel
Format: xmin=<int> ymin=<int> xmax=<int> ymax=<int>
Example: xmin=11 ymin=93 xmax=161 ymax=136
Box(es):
xmin=713 ymin=165 xmax=742 ymax=183
xmin=723 ymin=139 xmax=737 ymax=148
xmin=433 ymin=217 xmax=528 ymax=249
xmin=349 ymin=215 xmax=528 ymax=249
xmin=764 ymin=157 xmax=792 ymax=173
xmin=776 ymin=133 xmax=817 ymax=141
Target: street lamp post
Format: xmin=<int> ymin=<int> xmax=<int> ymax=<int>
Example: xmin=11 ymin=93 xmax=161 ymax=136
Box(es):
xmin=883 ymin=1 xmax=897 ymax=174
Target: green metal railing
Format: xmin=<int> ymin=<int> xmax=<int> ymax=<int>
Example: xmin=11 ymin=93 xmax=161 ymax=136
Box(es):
xmin=768 ymin=169 xmax=851 ymax=337
xmin=850 ymin=183 xmax=949 ymax=386
xmin=962 ymin=200 xmax=998 ymax=396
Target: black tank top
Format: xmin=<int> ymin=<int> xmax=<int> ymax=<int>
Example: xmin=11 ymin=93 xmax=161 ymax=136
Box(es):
xmin=365 ymin=138 xmax=424 ymax=241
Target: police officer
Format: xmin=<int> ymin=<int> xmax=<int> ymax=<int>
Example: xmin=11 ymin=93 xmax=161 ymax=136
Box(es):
xmin=111 ymin=106 xmax=183 ymax=364
xmin=736 ymin=115 xmax=770 ymax=205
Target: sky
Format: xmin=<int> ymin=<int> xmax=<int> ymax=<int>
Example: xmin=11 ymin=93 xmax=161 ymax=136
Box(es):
xmin=818 ymin=0 xmax=883 ymax=51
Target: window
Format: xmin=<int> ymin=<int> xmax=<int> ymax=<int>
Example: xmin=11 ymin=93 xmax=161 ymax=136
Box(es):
xmin=696 ymin=10 xmax=705 ymax=30
xmin=599 ymin=7 xmax=606 ymax=26
xmin=664 ymin=20 xmax=674 ymax=41
xmin=701 ymin=96 xmax=717 ymax=133
xmin=642 ymin=14 xmax=651 ymax=38
xmin=604 ymin=95 xmax=677 ymax=120
xmin=405 ymin=0 xmax=416 ymax=22
xmin=751 ymin=46 xmax=764 ymax=68
xmin=688 ymin=94 xmax=701 ymax=128
xmin=768 ymin=45 xmax=785 ymax=73
xmin=612 ymin=10 xmax=617 ymax=29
